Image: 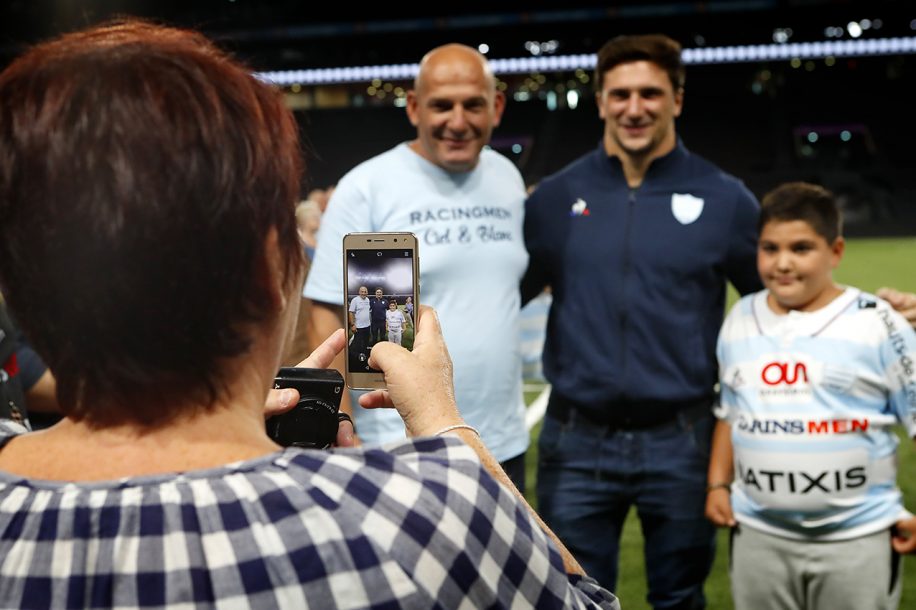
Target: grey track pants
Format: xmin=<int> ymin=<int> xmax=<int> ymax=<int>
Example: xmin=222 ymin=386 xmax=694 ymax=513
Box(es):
xmin=730 ymin=524 xmax=903 ymax=610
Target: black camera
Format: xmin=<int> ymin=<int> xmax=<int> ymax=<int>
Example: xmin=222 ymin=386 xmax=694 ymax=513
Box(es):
xmin=266 ymin=367 xmax=345 ymax=449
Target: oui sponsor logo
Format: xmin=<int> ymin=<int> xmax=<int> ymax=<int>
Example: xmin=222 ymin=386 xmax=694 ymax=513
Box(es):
xmin=756 ymin=360 xmax=812 ymax=397
xmin=761 ymin=361 xmax=808 ymax=386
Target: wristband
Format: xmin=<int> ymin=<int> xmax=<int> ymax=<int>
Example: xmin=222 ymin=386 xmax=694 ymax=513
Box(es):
xmin=337 ymin=411 xmax=355 ymax=435
xmin=706 ymin=482 xmax=731 ymax=493
xmin=433 ymin=424 xmax=480 ymax=438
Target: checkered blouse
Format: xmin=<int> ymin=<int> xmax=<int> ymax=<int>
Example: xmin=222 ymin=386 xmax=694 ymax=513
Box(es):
xmin=0 ymin=420 xmax=617 ymax=609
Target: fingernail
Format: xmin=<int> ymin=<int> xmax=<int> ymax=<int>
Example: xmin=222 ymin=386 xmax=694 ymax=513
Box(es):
xmin=280 ymin=389 xmax=295 ymax=409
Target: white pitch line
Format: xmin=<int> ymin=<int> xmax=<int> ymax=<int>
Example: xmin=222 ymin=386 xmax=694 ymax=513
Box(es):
xmin=525 ymin=385 xmax=551 ymax=432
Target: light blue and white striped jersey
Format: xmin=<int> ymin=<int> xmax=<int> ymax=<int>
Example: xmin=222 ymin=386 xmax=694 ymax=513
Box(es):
xmin=716 ymin=287 xmax=916 ymax=541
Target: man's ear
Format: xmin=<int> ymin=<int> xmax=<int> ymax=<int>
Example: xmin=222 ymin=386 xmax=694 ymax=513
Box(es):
xmin=405 ymin=90 xmax=420 ymax=127
xmin=673 ymin=87 xmax=684 ymax=118
xmin=491 ymin=90 xmax=506 ymax=127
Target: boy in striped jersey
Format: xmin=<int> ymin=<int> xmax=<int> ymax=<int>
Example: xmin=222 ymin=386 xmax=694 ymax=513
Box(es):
xmin=706 ymin=182 xmax=916 ymax=610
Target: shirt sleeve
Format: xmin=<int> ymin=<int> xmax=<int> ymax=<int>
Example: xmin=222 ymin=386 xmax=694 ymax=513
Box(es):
xmin=520 ymin=188 xmax=552 ymax=306
xmin=878 ymin=305 xmax=916 ymax=437
xmin=303 ymin=173 xmax=374 ymax=305
xmin=15 ymin=342 xmax=47 ymax=391
xmin=724 ymin=184 xmax=763 ymax=296
xmin=714 ymin=301 xmax=743 ymax=421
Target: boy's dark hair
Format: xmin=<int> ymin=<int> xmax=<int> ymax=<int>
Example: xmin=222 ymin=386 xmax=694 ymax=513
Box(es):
xmin=594 ymin=34 xmax=685 ymax=92
xmin=0 ymin=20 xmax=304 ymax=425
xmin=759 ymin=182 xmax=843 ymax=243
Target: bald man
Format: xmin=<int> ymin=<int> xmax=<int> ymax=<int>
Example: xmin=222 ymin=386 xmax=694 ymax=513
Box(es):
xmin=304 ymin=44 xmax=530 ymax=489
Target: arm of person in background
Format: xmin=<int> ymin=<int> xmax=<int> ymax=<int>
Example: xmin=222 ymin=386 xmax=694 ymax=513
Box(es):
xmin=725 ymin=186 xmax=765 ymax=296
xmin=344 ymin=296 xmax=357 ymax=332
xmin=878 ymin=287 xmax=916 ymax=329
xmin=359 ymin=305 xmax=588 ymax=578
xmin=520 ymin=191 xmax=551 ymax=307
xmin=881 ymin=299 xmax=916 ymax=552
xmin=890 ymin=429 xmax=916 ymax=553
xmin=15 ymin=338 xmax=59 ymax=413
xmin=24 ymin=369 xmax=58 ymax=413
xmin=705 ymin=419 xmax=736 ymax=528
xmin=520 ymin=261 xmax=550 ymax=307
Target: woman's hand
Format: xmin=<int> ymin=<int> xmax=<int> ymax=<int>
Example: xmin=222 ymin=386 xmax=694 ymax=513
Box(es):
xmin=358 ymin=306 xmax=463 ymax=437
xmin=263 ymin=329 xmax=356 ymax=447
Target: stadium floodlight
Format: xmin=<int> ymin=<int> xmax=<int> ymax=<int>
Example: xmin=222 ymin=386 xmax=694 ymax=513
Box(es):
xmin=256 ymin=36 xmax=916 ymax=86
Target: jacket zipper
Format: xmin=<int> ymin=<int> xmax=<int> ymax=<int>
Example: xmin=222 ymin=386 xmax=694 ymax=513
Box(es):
xmin=619 ymin=187 xmax=638 ymax=401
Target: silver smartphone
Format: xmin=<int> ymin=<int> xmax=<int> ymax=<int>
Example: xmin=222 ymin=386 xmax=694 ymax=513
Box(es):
xmin=342 ymin=232 xmax=419 ymax=390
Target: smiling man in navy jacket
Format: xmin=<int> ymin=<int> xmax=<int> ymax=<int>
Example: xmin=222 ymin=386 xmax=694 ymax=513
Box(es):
xmin=522 ymin=34 xmax=762 ymax=610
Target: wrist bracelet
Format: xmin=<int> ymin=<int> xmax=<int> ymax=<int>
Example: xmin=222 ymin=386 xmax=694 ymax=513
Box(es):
xmin=337 ymin=412 xmax=356 ymax=435
xmin=706 ymin=482 xmax=731 ymax=493
xmin=433 ymin=424 xmax=480 ymax=438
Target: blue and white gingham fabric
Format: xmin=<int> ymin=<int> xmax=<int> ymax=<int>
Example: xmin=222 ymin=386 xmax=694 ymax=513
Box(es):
xmin=0 ymin=420 xmax=617 ymax=609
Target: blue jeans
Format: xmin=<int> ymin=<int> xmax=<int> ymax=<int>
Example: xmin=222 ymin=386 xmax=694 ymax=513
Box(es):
xmin=370 ymin=319 xmax=386 ymax=344
xmin=537 ymin=404 xmax=716 ymax=609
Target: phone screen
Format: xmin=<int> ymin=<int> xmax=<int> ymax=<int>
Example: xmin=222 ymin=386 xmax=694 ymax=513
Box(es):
xmin=343 ymin=234 xmax=418 ymax=388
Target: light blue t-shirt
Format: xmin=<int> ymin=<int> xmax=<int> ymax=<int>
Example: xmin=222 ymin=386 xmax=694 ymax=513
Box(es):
xmin=305 ymin=143 xmax=529 ymax=462
xmin=717 ymin=287 xmax=916 ymax=540
xmin=348 ymin=295 xmax=370 ymax=328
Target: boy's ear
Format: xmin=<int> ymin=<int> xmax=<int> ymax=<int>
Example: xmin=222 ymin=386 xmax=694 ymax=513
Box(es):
xmin=830 ymin=236 xmax=846 ymax=268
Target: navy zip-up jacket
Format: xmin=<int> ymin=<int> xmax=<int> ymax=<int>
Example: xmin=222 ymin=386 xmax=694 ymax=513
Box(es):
xmin=522 ymin=140 xmax=762 ymax=406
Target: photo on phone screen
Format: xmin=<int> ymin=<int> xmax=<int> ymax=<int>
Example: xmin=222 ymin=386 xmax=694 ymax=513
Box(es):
xmin=343 ymin=233 xmax=418 ymax=389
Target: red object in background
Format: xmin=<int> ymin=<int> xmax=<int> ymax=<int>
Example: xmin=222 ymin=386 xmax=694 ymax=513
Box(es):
xmin=2 ymin=352 xmax=19 ymax=377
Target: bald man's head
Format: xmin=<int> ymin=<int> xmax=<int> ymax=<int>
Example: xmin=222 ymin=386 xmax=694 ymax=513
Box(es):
xmin=406 ymin=44 xmax=505 ymax=173
xmin=413 ymin=44 xmax=496 ymax=92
